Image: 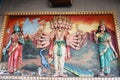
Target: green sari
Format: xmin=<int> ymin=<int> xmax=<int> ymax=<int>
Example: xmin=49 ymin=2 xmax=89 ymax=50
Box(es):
xmin=97 ymin=32 xmax=116 ymax=74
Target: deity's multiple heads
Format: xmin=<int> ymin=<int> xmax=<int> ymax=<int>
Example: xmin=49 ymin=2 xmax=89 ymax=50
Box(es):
xmin=50 ymin=15 xmax=72 ymax=30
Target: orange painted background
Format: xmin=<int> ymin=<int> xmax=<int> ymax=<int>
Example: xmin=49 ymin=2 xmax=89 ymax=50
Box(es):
xmin=3 ymin=14 xmax=116 ymax=50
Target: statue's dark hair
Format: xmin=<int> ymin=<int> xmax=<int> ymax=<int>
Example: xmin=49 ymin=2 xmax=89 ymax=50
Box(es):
xmin=13 ymin=25 xmax=21 ymax=33
xmin=96 ymin=25 xmax=108 ymax=33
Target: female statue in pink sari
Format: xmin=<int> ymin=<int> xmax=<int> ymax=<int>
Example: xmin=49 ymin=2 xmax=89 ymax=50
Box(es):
xmin=3 ymin=24 xmax=24 ymax=74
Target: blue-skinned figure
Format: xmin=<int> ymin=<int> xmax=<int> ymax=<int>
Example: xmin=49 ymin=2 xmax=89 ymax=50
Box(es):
xmin=3 ymin=23 xmax=24 ymax=74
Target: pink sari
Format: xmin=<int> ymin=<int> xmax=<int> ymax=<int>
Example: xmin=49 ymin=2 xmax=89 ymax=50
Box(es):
xmin=8 ymin=35 xmax=22 ymax=73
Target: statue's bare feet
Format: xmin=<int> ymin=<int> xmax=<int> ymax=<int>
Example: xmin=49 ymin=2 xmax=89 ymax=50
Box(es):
xmin=59 ymin=74 xmax=67 ymax=77
xmin=98 ymin=72 xmax=105 ymax=77
xmin=105 ymin=74 xmax=110 ymax=77
xmin=52 ymin=73 xmax=59 ymax=77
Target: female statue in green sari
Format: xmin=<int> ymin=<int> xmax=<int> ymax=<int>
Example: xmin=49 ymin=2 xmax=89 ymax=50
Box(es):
xmin=94 ymin=21 xmax=118 ymax=76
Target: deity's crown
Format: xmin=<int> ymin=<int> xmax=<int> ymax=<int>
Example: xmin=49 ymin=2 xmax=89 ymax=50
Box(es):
xmin=53 ymin=16 xmax=58 ymax=22
xmin=52 ymin=15 xmax=71 ymax=24
xmin=62 ymin=16 xmax=67 ymax=22
xmin=99 ymin=20 xmax=105 ymax=26
xmin=15 ymin=21 xmax=20 ymax=26
xmin=66 ymin=17 xmax=71 ymax=23
xmin=58 ymin=15 xmax=63 ymax=22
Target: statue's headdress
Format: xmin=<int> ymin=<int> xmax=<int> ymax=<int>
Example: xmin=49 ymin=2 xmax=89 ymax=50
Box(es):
xmin=58 ymin=15 xmax=62 ymax=22
xmin=99 ymin=20 xmax=105 ymax=26
xmin=53 ymin=16 xmax=58 ymax=22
